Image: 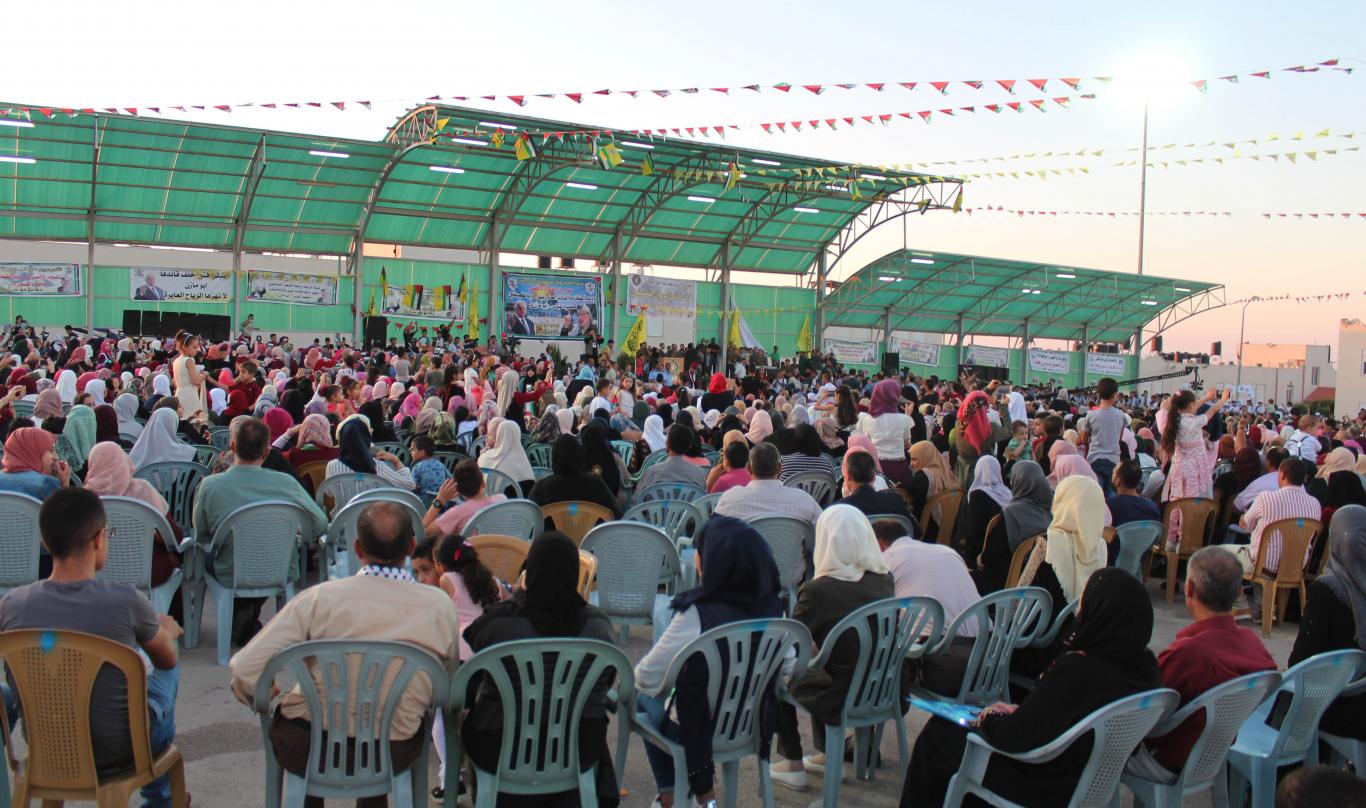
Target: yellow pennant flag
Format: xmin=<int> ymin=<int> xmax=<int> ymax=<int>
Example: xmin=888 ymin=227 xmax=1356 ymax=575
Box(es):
xmin=622 ymin=312 xmax=648 ymax=355
xmin=366 ymin=289 xmax=377 ymax=317
xmin=953 ymin=189 xmax=964 ymax=213
xmin=380 ymin=267 xmax=389 ymax=300
xmin=728 ymin=308 xmax=742 ymax=348
xmin=514 ymin=134 xmax=536 ymax=161
xmin=796 ymin=313 xmax=812 ymax=353
xmin=466 ymin=280 xmax=480 ymax=340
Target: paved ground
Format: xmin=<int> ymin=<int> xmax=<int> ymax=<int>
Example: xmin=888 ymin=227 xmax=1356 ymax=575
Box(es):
xmin=165 ymin=581 xmax=1301 ymax=808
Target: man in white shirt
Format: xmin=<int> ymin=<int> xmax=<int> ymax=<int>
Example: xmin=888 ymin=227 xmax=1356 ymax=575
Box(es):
xmin=1285 ymin=415 xmax=1322 ymax=464
xmin=1231 ymin=457 xmax=1321 ymax=576
xmin=714 ymin=443 xmax=823 ymax=526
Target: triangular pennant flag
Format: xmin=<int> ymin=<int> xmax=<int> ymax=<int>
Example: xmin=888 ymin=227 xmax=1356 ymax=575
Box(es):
xmin=996 ymin=79 xmax=1016 ymax=94
xmin=803 ymin=84 xmax=825 ymax=95
xmin=1191 ymin=80 xmax=1208 ymax=93
xmin=1060 ymin=77 xmax=1082 ymax=89
xmin=1251 ymin=71 xmax=1270 ymax=79
xmin=930 ymin=81 xmax=950 ymax=94
xmin=1027 ymin=79 xmax=1047 ymax=91
xmin=565 ymin=93 xmax=583 ymax=103
xmin=508 ymin=96 xmax=526 ymax=106
xmin=866 ymin=83 xmax=884 ymax=91
xmin=899 ymin=82 xmax=917 ymax=91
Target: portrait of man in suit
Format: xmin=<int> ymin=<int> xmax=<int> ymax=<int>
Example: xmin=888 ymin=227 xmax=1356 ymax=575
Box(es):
xmin=506 ymin=300 xmax=535 ymax=335
xmin=134 ymin=272 xmax=167 ymax=301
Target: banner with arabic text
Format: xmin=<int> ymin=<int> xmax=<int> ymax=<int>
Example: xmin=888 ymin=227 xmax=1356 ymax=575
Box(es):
xmin=502 ymin=271 xmax=603 ymax=341
xmin=822 ymin=337 xmax=879 ymax=365
xmin=129 ymin=268 xmax=230 ymax=303
xmin=381 ymin=285 xmax=465 ymax=322
xmin=1085 ymin=352 xmax=1127 ymax=377
xmin=0 ymin=263 xmax=81 ymax=296
xmin=626 ymin=274 xmax=696 ymax=320
xmin=964 ymin=345 xmax=1010 ymax=368
xmin=1028 ymin=349 xmax=1072 ymax=374
xmin=901 ymin=340 xmax=941 ymax=367
xmin=246 ymin=270 xmax=338 ymax=307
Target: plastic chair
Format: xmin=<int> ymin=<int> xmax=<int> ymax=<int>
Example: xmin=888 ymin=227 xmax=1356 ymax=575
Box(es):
xmin=867 ymin=513 xmax=916 ymax=541
xmin=1153 ymin=497 xmax=1216 ymax=603
xmin=921 ymin=488 xmax=964 ymax=545
xmin=481 ymin=467 xmax=523 ymax=499
xmin=1227 ymin=649 xmax=1366 ymax=808
xmin=540 ymin=501 xmax=614 ymax=545
xmin=785 ymin=597 xmax=943 ymax=807
xmin=1113 ymin=520 xmax=1162 ymax=580
xmin=783 ymin=471 xmax=838 ymax=507
xmin=582 ymin=522 xmax=681 ymax=642
xmin=252 ymin=640 xmax=448 ymax=808
xmin=0 ymin=629 xmax=189 ymax=808
xmin=0 ymin=492 xmax=42 ymax=596
xmin=1120 ymin=670 xmax=1282 ymax=808
xmin=432 ymin=451 xmax=469 ymax=476
xmin=135 ymin=461 xmax=208 ymax=536
xmin=749 ymin=515 xmax=815 ymax=609
xmin=444 ymin=638 xmax=633 ymax=808
xmin=98 ymin=496 xmax=187 ymax=614
xmin=1004 ymin=535 xmax=1040 ymax=588
xmin=630 ymin=449 xmax=668 ymax=486
xmin=693 ymin=491 xmax=723 ymax=522
xmin=470 ymin=435 xmax=487 ymax=457
xmin=324 ymin=497 xmax=426 ymax=581
xmin=372 ymin=441 xmax=411 ymax=466
xmin=9 ymin=399 xmax=32 ymax=419
xmin=195 ymin=501 xmax=317 ymax=665
xmin=314 ymin=472 xmax=388 ymax=517
xmin=1242 ymin=517 xmax=1322 ymax=637
xmin=525 ymin=442 xmax=553 ymax=468
xmin=294 ymin=461 xmax=329 ymax=497
xmin=185 ymin=443 xmax=220 ymax=468
xmin=206 ymin=427 xmax=231 ymax=452
xmin=908 ymin=587 xmax=1052 ymax=707
xmin=349 ymin=487 xmax=427 ymax=518
xmin=531 ymin=465 xmax=552 ymax=480
xmin=465 ymin=534 xmax=530 ymax=585
xmin=454 ymin=430 xmax=474 ymax=456
xmin=1319 ymin=675 xmax=1366 ymax=773
xmin=703 ymin=450 xmax=721 ymax=468
xmin=119 ymin=428 xmax=143 ymax=446
xmin=577 ymin=550 xmax=597 ymax=598
xmin=623 ymin=499 xmax=703 ymax=544
xmin=464 ymin=499 xmax=544 ymax=541
xmin=633 ymin=480 xmax=706 ymax=507
xmin=624 ymin=619 xmax=812 ymax=808
xmin=610 ymin=440 xmax=635 ymax=469
xmin=944 ymin=689 xmax=1179 ymax=808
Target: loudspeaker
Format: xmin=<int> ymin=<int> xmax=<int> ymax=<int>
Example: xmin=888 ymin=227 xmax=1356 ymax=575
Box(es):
xmin=122 ymin=310 xmax=142 ymax=336
xmin=1151 ymin=335 xmax=1163 ymax=352
xmin=187 ymin=313 xmax=210 ymax=338
xmin=960 ymin=364 xmax=1010 ymax=382
xmin=537 ymin=255 xmax=553 ymax=269
xmin=882 ymin=352 xmax=900 ymax=372
xmin=363 ymin=316 xmax=389 ymax=348
xmin=208 ymin=314 xmax=230 ymax=343
xmin=141 ymin=310 xmax=162 ymax=336
xmin=560 ymin=257 xmax=574 ymax=268
xmin=1211 ymin=341 xmax=1222 ymax=356
xmin=159 ymin=312 xmax=181 ymax=336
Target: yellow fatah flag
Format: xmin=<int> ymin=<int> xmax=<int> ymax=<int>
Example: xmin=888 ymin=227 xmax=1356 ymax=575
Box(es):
xmin=597 ymin=142 xmax=623 ymax=169
xmin=432 ymin=285 xmax=449 ymax=311
xmin=514 ymin=134 xmax=536 ymax=161
xmin=953 ymin=189 xmax=964 ymax=213
xmin=622 ymin=313 xmax=647 ymax=355
xmin=728 ymin=309 xmax=742 ymax=348
xmin=466 ymin=280 xmax=480 ymax=340
xmin=380 ymin=267 xmax=389 ymax=300
xmin=796 ymin=313 xmax=812 ymax=353
xmin=489 ymin=129 xmax=506 ymax=149
xmin=366 ymin=289 xmax=377 ymax=317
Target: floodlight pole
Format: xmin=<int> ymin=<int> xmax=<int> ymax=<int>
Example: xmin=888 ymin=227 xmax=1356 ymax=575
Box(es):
xmin=1235 ymin=296 xmax=1260 ymax=392
xmin=1134 ymin=101 xmax=1149 ymax=366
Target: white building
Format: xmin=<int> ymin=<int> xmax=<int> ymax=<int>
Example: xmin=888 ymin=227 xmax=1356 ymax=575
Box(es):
xmin=1138 ymin=342 xmax=1335 ymax=406
xmin=1335 ymin=319 xmax=1366 ymax=418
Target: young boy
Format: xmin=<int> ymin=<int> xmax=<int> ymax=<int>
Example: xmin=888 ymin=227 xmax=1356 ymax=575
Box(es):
xmin=410 ymin=535 xmax=439 ymax=587
xmin=408 ymin=435 xmax=450 ymax=501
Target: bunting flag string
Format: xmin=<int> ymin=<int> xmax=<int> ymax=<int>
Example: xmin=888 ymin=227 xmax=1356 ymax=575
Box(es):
xmin=1261 ymin=212 xmax=1366 ymax=220
xmin=1 ymin=57 xmax=1344 ymax=117
xmin=1224 ymin=290 xmax=1366 ymax=307
xmin=964 ymin=207 xmax=1233 ymax=218
xmin=954 ymin=144 xmax=1361 ymax=179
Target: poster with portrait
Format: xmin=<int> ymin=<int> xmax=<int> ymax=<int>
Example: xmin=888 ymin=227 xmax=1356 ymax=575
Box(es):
xmin=380 ymin=285 xmax=465 ymax=322
xmin=964 ymin=345 xmax=1010 ymax=368
xmin=502 ymin=271 xmax=603 ymax=341
xmin=129 ymin=268 xmax=231 ymax=303
xmin=245 ymin=270 xmax=339 ymax=307
xmin=822 ymin=337 xmax=879 ymax=365
xmin=0 ymin=263 xmax=82 ymax=296
xmin=626 ymin=274 xmax=696 ymax=319
xmin=901 ymin=340 xmax=941 ymax=367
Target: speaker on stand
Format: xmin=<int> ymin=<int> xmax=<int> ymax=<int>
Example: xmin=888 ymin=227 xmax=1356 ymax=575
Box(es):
xmin=882 ymin=352 xmax=900 ymax=373
xmin=363 ymin=316 xmax=389 ymax=348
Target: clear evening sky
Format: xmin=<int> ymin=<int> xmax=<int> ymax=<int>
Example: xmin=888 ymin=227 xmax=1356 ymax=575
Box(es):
xmin=8 ymin=0 xmax=1364 ymax=353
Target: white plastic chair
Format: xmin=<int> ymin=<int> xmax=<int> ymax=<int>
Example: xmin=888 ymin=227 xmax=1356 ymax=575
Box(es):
xmin=749 ymin=515 xmax=815 ymax=610
xmin=134 ymin=461 xmax=208 ymax=542
xmin=0 ymin=492 xmax=42 ymax=596
xmin=581 ymin=522 xmax=681 ymax=642
xmin=463 ymin=499 xmax=544 ymax=541
xmin=349 ymin=487 xmax=427 ymax=518
xmin=98 ymin=496 xmax=188 ymax=615
xmin=783 ymin=471 xmax=838 ymax=507
xmin=944 ymin=689 xmax=1180 ymax=808
xmin=324 ymin=498 xmax=426 ymax=581
xmin=313 ymin=472 xmax=388 ymax=517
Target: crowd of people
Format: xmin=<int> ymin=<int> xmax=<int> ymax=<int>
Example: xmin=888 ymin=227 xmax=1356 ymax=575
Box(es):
xmin=0 ymin=316 xmax=1362 ymax=807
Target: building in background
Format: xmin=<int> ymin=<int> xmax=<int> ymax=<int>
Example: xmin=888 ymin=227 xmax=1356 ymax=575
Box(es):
xmin=1139 ymin=341 xmax=1335 ymax=405
xmin=1335 ymin=320 xmax=1366 ymax=418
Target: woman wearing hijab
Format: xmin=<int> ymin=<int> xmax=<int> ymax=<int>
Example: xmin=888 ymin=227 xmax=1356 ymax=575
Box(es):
xmin=815 ymin=416 xmax=846 ymax=458
xmin=1290 ymin=504 xmax=1366 ymax=740
xmin=641 ymin=413 xmax=668 ymax=455
xmin=959 ymin=455 xmax=1013 ymax=563
xmin=0 ymin=427 xmax=68 ymax=498
xmin=856 ymin=379 xmax=916 ymax=488
xmin=477 ymin=419 xmax=536 ymax=499
xmin=208 ymin=387 xmax=228 ymax=418
xmin=1047 ymin=454 xmax=1101 ymax=489
xmin=358 ymin=400 xmax=397 ymax=444
xmin=1213 ymin=446 xmax=1262 ymax=532
xmin=973 ymin=461 xmax=1053 ymax=594
xmin=413 ymin=395 xmax=443 ymax=436
xmin=461 ymin=532 xmax=618 ymax=806
xmin=634 ymin=516 xmax=789 ymax=808
xmin=85 ymin=377 xmax=109 ymax=407
xmin=555 ymin=406 xmax=576 ymax=437
xmin=252 ymin=384 xmax=279 ymax=418
xmin=779 ymin=423 xmax=835 ymax=481
xmin=744 ymin=409 xmax=774 ymax=448
xmin=55 ymin=368 xmax=78 ymax=404
xmin=113 ymin=393 xmax=143 ymax=441
xmin=217 ymin=389 xmax=253 ymax=425
xmin=565 ymin=364 xmax=595 ymax=407
xmin=33 ymin=388 xmax=64 ymax=425
xmin=93 ymin=404 xmax=126 ymax=447
xmin=1312 ymin=471 xmax=1366 ymax=573
xmin=284 ymin=413 xmax=339 ymax=473
xmin=279 ymin=388 xmax=306 ymax=425
xmin=326 ymin=417 xmax=414 ymax=490
xmin=953 ymin=390 xmax=1009 ymax=488
xmin=699 ymin=372 xmax=735 ymax=414
xmin=527 ymin=434 xmax=621 ymax=517
xmin=83 ymin=442 xmax=183 ymax=591
xmin=530 ymin=405 xmax=562 ymax=445
xmin=773 ymin=505 xmax=895 ymax=783
xmin=580 ymin=420 xmax=627 ymax=511
xmin=396 ymin=391 xmax=423 ymax=430
xmin=1037 ymin=476 xmax=1108 ymax=604
xmin=128 ymin=408 xmax=197 ymax=471
xmin=1309 ymin=446 xmax=1358 ymax=505
xmin=901 ymin=568 xmax=1162 ymax=807
xmin=56 ymin=404 xmax=97 ymax=480
xmin=907 ymin=440 xmax=958 ymax=540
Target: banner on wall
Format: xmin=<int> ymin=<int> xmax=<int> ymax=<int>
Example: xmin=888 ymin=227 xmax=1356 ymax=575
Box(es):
xmin=901 ymin=340 xmax=941 ymax=367
xmin=245 ymin=270 xmax=339 ymax=307
xmin=964 ymin=345 xmax=1010 ymax=368
xmin=626 ymin=274 xmax=696 ymax=319
xmin=822 ymin=337 xmax=879 ymax=365
xmin=1084 ymin=352 xmax=1127 ymax=377
xmin=1028 ymin=349 xmax=1072 ymax=374
xmin=502 ymin=271 xmax=603 ymax=340
xmin=129 ymin=268 xmax=231 ymax=303
xmin=381 ymin=285 xmax=465 ymax=322
xmin=0 ymin=263 xmax=82 ymax=296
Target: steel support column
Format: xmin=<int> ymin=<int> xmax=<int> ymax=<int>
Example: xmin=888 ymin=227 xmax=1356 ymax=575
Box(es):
xmin=350 ymin=240 xmax=363 ymax=346
xmin=814 ymin=250 xmax=828 ymax=354
xmin=718 ymin=243 xmax=732 ymax=352
xmin=882 ymin=308 xmax=893 ymax=355
xmin=610 ymin=227 xmax=623 ymax=346
xmin=1079 ymin=322 xmax=1089 ymax=388
xmin=86 ymin=119 xmax=100 ymax=333
xmin=1020 ymin=319 xmax=1030 ymax=383
xmin=487 ymin=214 xmax=499 ymax=345
xmin=955 ymin=316 xmax=965 ymax=374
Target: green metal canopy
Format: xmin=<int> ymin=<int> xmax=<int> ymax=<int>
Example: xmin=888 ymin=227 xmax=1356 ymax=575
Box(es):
xmin=823 ymin=249 xmax=1224 ymax=343
xmin=0 ymin=103 xmax=961 ymax=274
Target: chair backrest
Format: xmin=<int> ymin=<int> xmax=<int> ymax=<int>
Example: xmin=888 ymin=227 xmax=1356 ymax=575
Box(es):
xmin=118 ymin=428 xmax=142 ymax=446
xmin=186 ymin=443 xmax=220 ymax=467
xmin=0 ymin=492 xmax=42 ymax=592
xmin=921 ymin=488 xmax=964 ymax=544
xmin=1260 ymin=649 xmax=1366 ymax=762
xmin=0 ymin=629 xmax=159 ymax=794
xmin=784 ymin=472 xmax=838 ymax=507
xmin=623 ymin=499 xmax=703 ymax=543
xmin=577 ymin=551 xmax=596 ymax=598
xmin=634 ymin=481 xmax=706 ymax=506
xmin=295 ymin=460 xmax=329 ymax=497
xmin=97 ymin=496 xmax=176 ymax=594
xmin=1004 ymin=535 xmax=1040 ymax=589
xmin=750 ymin=515 xmax=816 ymax=594
xmin=470 ymin=434 xmax=487 ymax=457
xmin=1161 ymin=498 xmax=1216 ymax=555
xmin=481 ymin=467 xmax=523 ymax=499
xmin=134 ymin=460 xmax=208 ymax=533
xmin=1112 ymin=520 xmax=1162 ymax=579
xmin=1067 ymin=689 xmax=1181 ymax=807
xmin=946 ymin=587 xmax=1052 ymax=706
xmin=693 ymin=491 xmax=723 ymax=522
xmin=823 ymin=597 xmax=944 ymax=722
xmin=314 ymin=472 xmax=388 ymax=517
xmin=582 ymin=522 xmax=681 ymax=621
xmin=703 ymin=450 xmax=721 ymax=468
xmin=610 ymin=440 xmax=635 ymax=469
xmin=1212 ymin=462 xmax=1233 ymax=479
xmin=867 ymin=513 xmax=917 ymax=542
xmin=540 ymin=501 xmax=614 ymax=545
xmin=372 ymin=442 xmax=411 ymax=466
xmin=1170 ymin=671 xmax=1282 ymax=789
xmin=531 ymin=465 xmax=552 ymax=480
xmin=208 ymin=428 xmax=232 ymax=452
xmin=349 ymin=487 xmax=427 ymax=518
xmin=525 ymin=442 xmax=554 ymax=468
xmin=466 ymin=534 xmax=530 ymax=585
xmin=10 ymin=399 xmax=33 ymax=419
xmin=432 ymin=451 xmax=469 ymax=476
xmin=255 ymin=640 xmax=448 ymax=797
xmin=655 ymin=619 xmax=812 ymax=759
xmin=636 ymin=449 xmax=668 ymax=476
xmin=464 ymin=499 xmax=544 ymax=541
xmin=453 ymin=429 xmax=474 ymax=455
xmin=210 ymin=500 xmax=315 ymax=589
xmin=448 ymin=639 xmax=632 ymax=794
xmin=1254 ymin=517 xmax=1322 ymax=582
xmin=324 ymin=496 xmax=426 ymax=579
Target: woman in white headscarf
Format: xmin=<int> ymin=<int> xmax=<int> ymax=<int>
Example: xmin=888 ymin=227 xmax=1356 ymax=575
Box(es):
xmin=113 ymin=393 xmax=144 ymax=441
xmin=641 ymin=414 xmax=667 ymax=454
xmin=555 ymin=406 xmax=576 ymax=436
xmin=208 ymin=387 xmax=228 ymax=416
xmin=55 ymin=369 xmax=78 ymax=404
xmin=961 ymin=455 xmax=1013 ymax=562
xmin=773 ymin=504 xmax=895 ymax=778
xmin=478 ymin=419 xmax=536 ymax=494
xmin=85 ymin=378 xmax=108 ymax=406
xmin=1006 ymin=389 xmax=1028 ymax=426
xmin=494 ymin=367 xmax=516 ymax=419
xmin=129 ymin=407 xmax=196 ymax=470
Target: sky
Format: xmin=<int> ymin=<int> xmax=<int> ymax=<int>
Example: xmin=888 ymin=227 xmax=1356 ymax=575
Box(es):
xmin=6 ymin=0 xmax=1365 ymax=354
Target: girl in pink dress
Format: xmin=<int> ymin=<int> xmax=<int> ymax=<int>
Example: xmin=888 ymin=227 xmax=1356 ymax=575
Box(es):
xmin=1159 ymin=387 xmax=1231 ymax=549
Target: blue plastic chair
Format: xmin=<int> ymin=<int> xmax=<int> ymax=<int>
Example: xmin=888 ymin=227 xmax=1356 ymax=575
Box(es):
xmin=749 ymin=515 xmax=815 ymax=610
xmin=582 ymin=522 xmax=681 ymax=642
xmin=623 ymin=499 xmax=703 ymax=545
xmin=531 ymin=465 xmax=552 ymax=480
xmin=866 ymin=513 xmax=916 ymax=541
xmin=633 ymin=480 xmax=706 ymax=507
xmin=693 ymin=492 xmax=723 ymax=522
xmin=1120 ymin=670 xmax=1282 ymax=808
xmin=185 ymin=443 xmax=220 ymax=468
xmin=0 ymin=492 xmax=42 ymax=597
xmin=783 ymin=471 xmax=838 ymax=507
xmin=324 ymin=497 xmax=426 ymax=580
xmin=525 ymin=442 xmax=553 ymax=468
xmin=445 ymin=638 xmax=633 ymax=808
xmin=610 ymin=440 xmax=635 ymax=469
xmin=432 ymin=451 xmax=468 ymax=475
xmin=349 ymin=487 xmax=427 ymax=518
xmin=944 ymin=689 xmax=1180 ymax=808
xmin=624 ymin=619 xmax=812 ymax=808
xmin=207 ymin=427 xmax=231 ymax=452
xmin=1320 ymin=675 xmax=1366 ymax=773
xmin=481 ymin=467 xmax=523 ymax=499
xmin=470 ymin=435 xmax=487 ymax=457
xmin=783 ymin=596 xmax=943 ymax=807
xmin=313 ymin=472 xmax=388 ymax=517
xmin=253 ymin=640 xmax=449 ymax=808
xmin=98 ymin=496 xmax=188 ymax=615
xmin=196 ymin=501 xmax=317 ymax=665
xmin=1226 ymin=649 xmax=1366 ymax=808
xmin=135 ymin=461 xmax=209 ymax=536
xmin=372 ymin=441 xmax=411 ymax=466
xmin=463 ymin=499 xmax=544 ymax=541
xmin=629 ymin=450 xmax=668 ymax=486
xmin=1113 ymin=520 xmax=1162 ymax=580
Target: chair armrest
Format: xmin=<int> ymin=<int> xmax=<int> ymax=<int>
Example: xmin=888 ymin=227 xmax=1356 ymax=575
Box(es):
xmin=962 ymin=720 xmax=1082 ymax=765
xmin=1032 ymin=600 xmax=1078 ymax=649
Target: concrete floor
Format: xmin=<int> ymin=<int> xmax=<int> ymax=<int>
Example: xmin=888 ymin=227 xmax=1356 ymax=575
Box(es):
xmin=162 ymin=581 xmax=1301 ymax=808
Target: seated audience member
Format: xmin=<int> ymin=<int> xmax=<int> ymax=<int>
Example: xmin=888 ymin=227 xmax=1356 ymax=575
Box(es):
xmin=636 ymin=424 xmax=709 ymax=491
xmin=834 ymin=448 xmax=912 ymax=520
xmin=1231 ymin=457 xmax=1320 ymax=577
xmin=193 ymin=417 xmax=328 ymax=646
xmin=580 ymin=420 xmax=629 ymax=512
xmin=1127 ymin=547 xmax=1276 ymax=781
xmin=0 ymin=426 xmax=69 ymax=499
xmin=973 ymin=461 xmax=1052 ymax=594
xmin=778 ymin=423 xmax=836 ymax=481
xmin=328 ymin=416 xmax=416 ymax=490
xmin=958 ymin=455 xmax=1012 ymax=562
xmin=908 ymin=440 xmax=959 ymax=540
xmin=0 ymin=488 xmax=183 ymax=808
xmin=283 ymin=412 xmax=340 ymax=471
xmin=434 ymin=532 xmax=504 ymax=661
xmin=1275 ymin=766 xmax=1366 ymax=808
xmin=774 ymin=506 xmax=896 ymax=785
xmin=230 ymin=502 xmax=459 ymax=808
xmin=1108 ymin=461 xmax=1161 ymax=526
xmin=129 ymin=407 xmax=198 ymax=470
xmin=634 ymin=516 xmax=791 ymax=808
xmin=901 ymin=569 xmax=1161 ymax=807
xmin=461 ymin=532 xmax=618 ymax=806
xmin=714 ymin=442 xmax=823 ymax=526
xmin=707 ymin=439 xmax=751 ymax=494
xmin=527 ymin=434 xmax=622 ymax=516
xmin=1288 ymin=504 xmax=1366 ymax=741
xmin=425 ymin=458 xmax=507 ymax=536
xmin=874 ymin=519 xmax=980 ymax=696
xmin=83 ymin=442 xmax=183 ymax=599
xmin=408 ymin=435 xmax=451 ymax=501
xmin=478 ymin=419 xmax=537 ymax=498
xmin=1231 ymin=447 xmax=1290 ymax=515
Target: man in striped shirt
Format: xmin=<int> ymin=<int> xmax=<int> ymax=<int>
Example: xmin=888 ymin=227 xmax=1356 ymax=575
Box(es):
xmin=1232 ymin=458 xmax=1320 ymax=575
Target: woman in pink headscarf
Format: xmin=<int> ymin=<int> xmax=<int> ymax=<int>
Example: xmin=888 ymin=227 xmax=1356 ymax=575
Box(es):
xmin=284 ymin=412 xmax=339 ymax=482
xmin=83 ymin=442 xmax=183 ymax=588
xmin=397 ymin=392 xmax=423 ymax=427
xmin=855 ymin=378 xmax=916 ymax=488
xmin=1046 ymin=453 xmax=1112 ymax=526
xmin=842 ymin=432 xmax=891 ymax=492
xmin=745 ymin=409 xmax=774 ymax=446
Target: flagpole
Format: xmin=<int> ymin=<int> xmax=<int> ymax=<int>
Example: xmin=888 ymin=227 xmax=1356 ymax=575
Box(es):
xmin=1134 ymin=100 xmax=1149 ymax=366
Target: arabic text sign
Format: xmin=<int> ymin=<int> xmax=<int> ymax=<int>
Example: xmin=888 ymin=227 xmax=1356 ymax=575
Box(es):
xmin=1028 ymin=349 xmax=1072 ymax=374
xmin=130 ymin=268 xmax=231 ymax=303
xmin=626 ymin=274 xmax=697 ymax=319
xmin=1085 ymin=352 xmax=1127 ymax=377
xmin=902 ymin=340 xmax=941 ymax=367
xmin=502 ymin=271 xmax=603 ymax=341
xmin=964 ymin=345 xmax=1010 ymax=368
xmin=822 ymin=337 xmax=879 ymax=365
xmin=246 ymin=270 xmax=338 ymax=307
xmin=0 ymin=263 xmax=81 ymax=296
